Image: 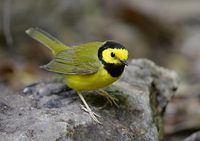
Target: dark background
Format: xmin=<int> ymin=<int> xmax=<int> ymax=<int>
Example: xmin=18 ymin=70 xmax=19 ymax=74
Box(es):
xmin=1 ymin=0 xmax=200 ymax=140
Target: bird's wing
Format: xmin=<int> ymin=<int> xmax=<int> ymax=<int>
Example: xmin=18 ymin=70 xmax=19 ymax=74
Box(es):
xmin=41 ymin=42 xmax=103 ymax=75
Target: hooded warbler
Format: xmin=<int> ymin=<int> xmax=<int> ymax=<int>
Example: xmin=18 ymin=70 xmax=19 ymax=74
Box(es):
xmin=26 ymin=27 xmax=128 ymax=123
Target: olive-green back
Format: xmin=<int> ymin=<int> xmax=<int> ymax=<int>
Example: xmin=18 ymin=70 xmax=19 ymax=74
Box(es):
xmin=41 ymin=42 xmax=103 ymax=75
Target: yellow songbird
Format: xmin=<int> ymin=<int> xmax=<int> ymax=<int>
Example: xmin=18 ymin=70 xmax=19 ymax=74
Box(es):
xmin=26 ymin=27 xmax=128 ymax=123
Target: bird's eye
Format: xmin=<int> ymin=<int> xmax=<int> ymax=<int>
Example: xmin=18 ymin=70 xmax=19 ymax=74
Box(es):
xmin=111 ymin=52 xmax=115 ymax=57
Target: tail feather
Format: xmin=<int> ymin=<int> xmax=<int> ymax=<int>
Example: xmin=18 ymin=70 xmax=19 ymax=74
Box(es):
xmin=26 ymin=27 xmax=68 ymax=55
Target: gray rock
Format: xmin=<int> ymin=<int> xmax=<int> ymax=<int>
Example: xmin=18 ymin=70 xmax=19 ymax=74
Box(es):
xmin=184 ymin=131 xmax=200 ymax=141
xmin=0 ymin=59 xmax=178 ymax=141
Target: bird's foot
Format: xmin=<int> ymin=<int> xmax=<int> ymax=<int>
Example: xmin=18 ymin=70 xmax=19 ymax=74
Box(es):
xmin=80 ymin=104 xmax=101 ymax=118
xmin=98 ymin=90 xmax=119 ymax=107
xmin=77 ymin=92 xmax=101 ymax=124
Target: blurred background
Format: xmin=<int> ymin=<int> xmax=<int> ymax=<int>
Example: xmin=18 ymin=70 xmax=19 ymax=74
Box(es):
xmin=0 ymin=0 xmax=200 ymax=140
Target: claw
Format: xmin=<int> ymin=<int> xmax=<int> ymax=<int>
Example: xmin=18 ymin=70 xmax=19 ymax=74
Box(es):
xmin=80 ymin=104 xmax=101 ymax=118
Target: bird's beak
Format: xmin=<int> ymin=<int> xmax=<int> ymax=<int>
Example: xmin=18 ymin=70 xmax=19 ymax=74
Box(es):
xmin=120 ymin=60 xmax=128 ymax=66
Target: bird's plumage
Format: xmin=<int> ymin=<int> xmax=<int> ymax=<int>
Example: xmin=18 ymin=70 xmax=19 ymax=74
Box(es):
xmin=26 ymin=28 xmax=128 ymax=91
xmin=26 ymin=27 xmax=128 ymax=123
xmin=42 ymin=42 xmax=102 ymax=75
xmin=26 ymin=27 xmax=68 ymax=55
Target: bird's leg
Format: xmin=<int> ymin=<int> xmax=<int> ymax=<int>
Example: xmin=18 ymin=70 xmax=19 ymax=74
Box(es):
xmin=80 ymin=105 xmax=101 ymax=117
xmin=98 ymin=90 xmax=119 ymax=107
xmin=77 ymin=92 xmax=101 ymax=124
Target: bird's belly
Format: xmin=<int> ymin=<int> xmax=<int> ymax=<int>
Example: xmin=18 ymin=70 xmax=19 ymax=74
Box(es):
xmin=65 ymin=68 xmax=120 ymax=91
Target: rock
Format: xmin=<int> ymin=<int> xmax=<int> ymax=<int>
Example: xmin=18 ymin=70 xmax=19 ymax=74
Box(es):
xmin=184 ymin=131 xmax=200 ymax=141
xmin=0 ymin=59 xmax=178 ymax=141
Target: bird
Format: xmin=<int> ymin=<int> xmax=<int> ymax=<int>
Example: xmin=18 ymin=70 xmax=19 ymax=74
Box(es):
xmin=26 ymin=27 xmax=128 ymax=124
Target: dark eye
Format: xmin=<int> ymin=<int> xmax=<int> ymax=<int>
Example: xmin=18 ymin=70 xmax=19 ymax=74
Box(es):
xmin=111 ymin=52 xmax=115 ymax=57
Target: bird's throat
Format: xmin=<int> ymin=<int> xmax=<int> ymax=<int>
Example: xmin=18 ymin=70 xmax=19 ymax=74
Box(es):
xmin=104 ymin=63 xmax=125 ymax=77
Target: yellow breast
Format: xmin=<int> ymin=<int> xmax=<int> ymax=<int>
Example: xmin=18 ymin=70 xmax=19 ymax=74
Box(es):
xmin=65 ymin=66 xmax=120 ymax=91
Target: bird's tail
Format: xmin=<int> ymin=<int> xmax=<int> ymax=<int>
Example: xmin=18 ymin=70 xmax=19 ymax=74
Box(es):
xmin=26 ymin=27 xmax=69 ymax=55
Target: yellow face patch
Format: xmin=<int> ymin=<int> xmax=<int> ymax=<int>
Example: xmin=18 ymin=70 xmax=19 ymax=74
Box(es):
xmin=102 ymin=48 xmax=128 ymax=64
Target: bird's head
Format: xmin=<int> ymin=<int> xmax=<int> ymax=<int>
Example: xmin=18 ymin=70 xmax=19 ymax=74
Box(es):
xmin=98 ymin=41 xmax=128 ymax=66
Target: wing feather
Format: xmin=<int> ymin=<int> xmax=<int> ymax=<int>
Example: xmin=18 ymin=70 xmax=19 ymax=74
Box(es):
xmin=41 ymin=42 xmax=103 ymax=75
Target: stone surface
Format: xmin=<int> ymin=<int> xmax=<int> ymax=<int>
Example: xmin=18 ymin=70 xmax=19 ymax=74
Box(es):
xmin=0 ymin=59 xmax=178 ymax=141
xmin=184 ymin=131 xmax=200 ymax=141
